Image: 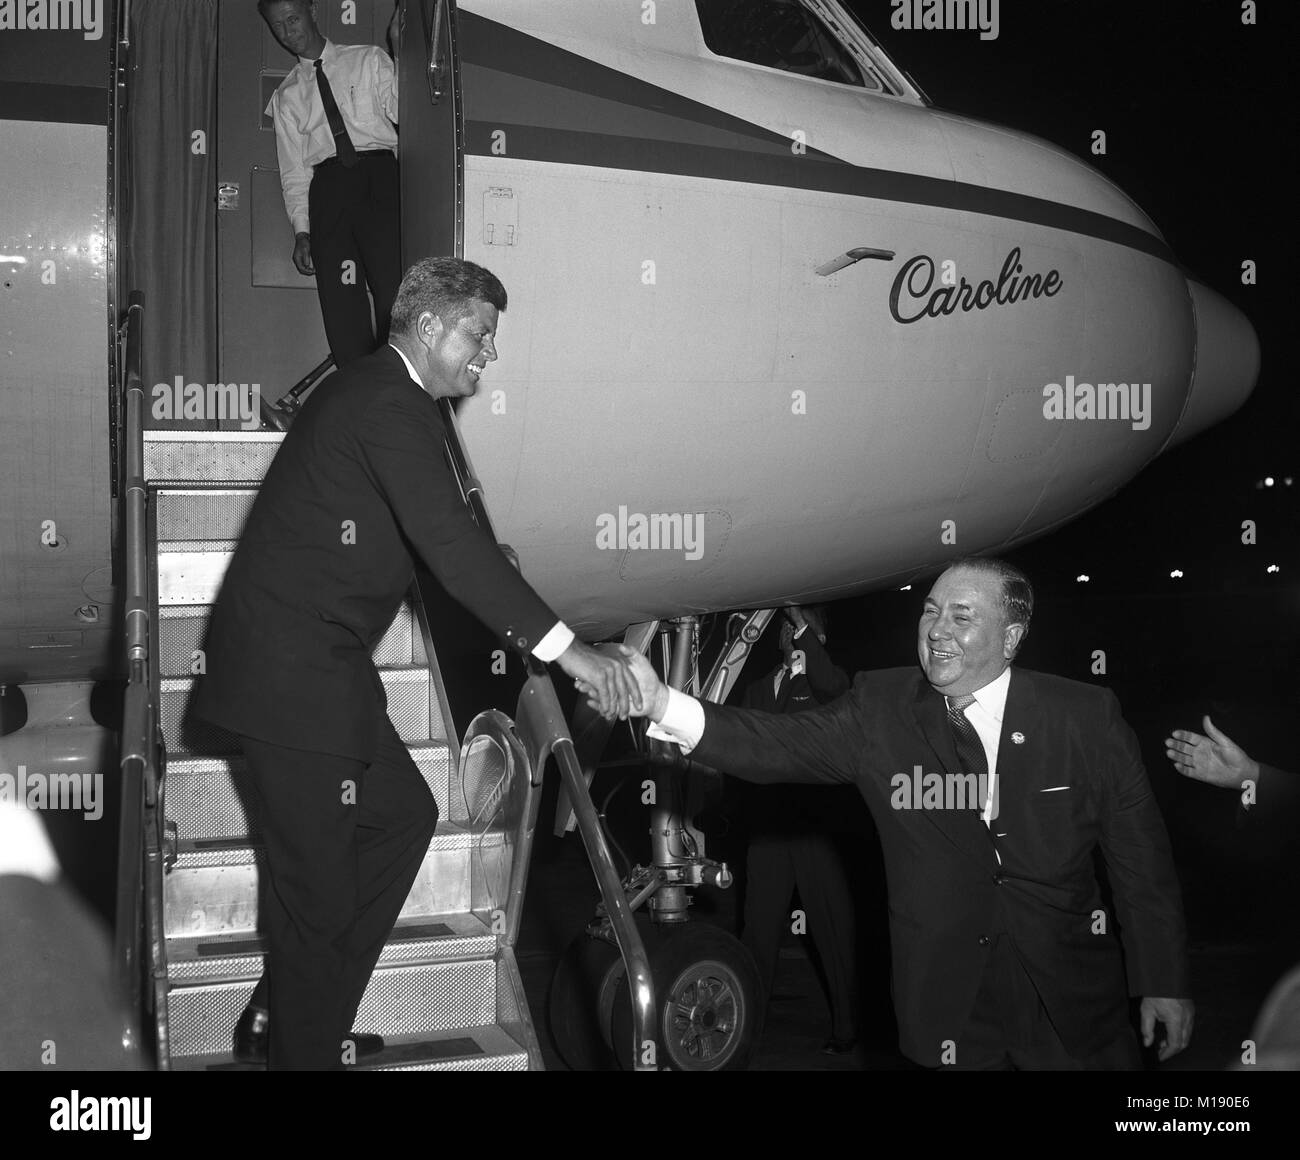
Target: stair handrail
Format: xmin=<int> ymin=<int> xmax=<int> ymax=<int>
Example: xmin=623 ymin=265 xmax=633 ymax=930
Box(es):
xmin=113 ymin=290 xmax=164 ymax=1061
xmin=434 ymin=397 xmax=658 ymax=1071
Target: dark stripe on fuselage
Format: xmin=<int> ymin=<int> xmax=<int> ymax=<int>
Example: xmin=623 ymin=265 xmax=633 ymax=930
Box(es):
xmin=458 ymin=11 xmax=1174 ymax=266
xmin=0 ymin=81 xmax=105 ymax=124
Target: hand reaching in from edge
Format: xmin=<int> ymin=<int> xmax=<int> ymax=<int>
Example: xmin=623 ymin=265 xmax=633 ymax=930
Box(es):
xmin=1165 ymin=715 xmax=1258 ymax=790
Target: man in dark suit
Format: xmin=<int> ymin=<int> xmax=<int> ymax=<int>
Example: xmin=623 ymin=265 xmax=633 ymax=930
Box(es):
xmin=622 ymin=557 xmax=1194 ymax=1069
xmin=735 ymin=606 xmax=861 ymax=1053
xmin=194 ymin=256 xmax=639 ymax=1069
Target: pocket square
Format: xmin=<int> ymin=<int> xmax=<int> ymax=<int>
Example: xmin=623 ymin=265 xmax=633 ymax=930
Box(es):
xmin=1040 ymin=786 xmax=1071 ymax=793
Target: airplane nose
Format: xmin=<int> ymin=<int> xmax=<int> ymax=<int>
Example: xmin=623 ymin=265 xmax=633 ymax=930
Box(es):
xmin=1170 ymin=279 xmax=1260 ymax=447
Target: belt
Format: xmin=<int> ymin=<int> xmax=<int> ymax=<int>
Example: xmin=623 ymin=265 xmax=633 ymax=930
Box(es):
xmin=315 ymin=149 xmax=394 ymax=169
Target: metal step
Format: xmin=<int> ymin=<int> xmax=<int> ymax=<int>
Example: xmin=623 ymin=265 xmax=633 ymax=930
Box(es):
xmin=163 ymin=742 xmax=453 ymax=842
xmin=144 ymin=431 xmax=283 ymax=484
xmin=154 ymin=543 xmax=236 ymax=607
xmin=155 ymin=600 xmax=416 ymax=674
xmin=170 ymin=1022 xmax=530 ymax=1071
xmin=165 ymin=912 xmax=496 ymax=984
xmin=155 ymin=488 xmax=258 ymax=543
xmin=162 ymin=824 xmax=498 ymax=937
xmin=165 ymin=954 xmax=500 ymax=1058
xmin=159 ymin=666 xmax=436 ymax=756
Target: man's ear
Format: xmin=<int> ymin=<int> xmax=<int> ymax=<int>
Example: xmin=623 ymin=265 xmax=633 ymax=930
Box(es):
xmin=416 ymin=311 xmax=444 ymax=346
xmin=1004 ymin=623 xmax=1026 ymax=658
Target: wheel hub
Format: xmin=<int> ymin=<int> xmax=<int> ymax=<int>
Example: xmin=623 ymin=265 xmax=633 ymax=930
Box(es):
xmin=666 ymin=961 xmax=742 ymax=1065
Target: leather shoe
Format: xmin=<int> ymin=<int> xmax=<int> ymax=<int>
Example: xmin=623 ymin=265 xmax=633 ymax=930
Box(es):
xmin=821 ymin=1036 xmax=858 ymax=1055
xmin=232 ymin=1004 xmax=385 ymax=1063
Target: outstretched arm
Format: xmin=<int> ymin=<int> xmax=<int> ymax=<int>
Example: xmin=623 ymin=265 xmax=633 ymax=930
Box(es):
xmin=620 ymin=646 xmax=861 ymax=787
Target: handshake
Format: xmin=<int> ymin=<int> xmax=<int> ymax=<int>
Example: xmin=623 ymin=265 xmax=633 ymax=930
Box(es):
xmin=554 ymin=641 xmax=669 ymax=722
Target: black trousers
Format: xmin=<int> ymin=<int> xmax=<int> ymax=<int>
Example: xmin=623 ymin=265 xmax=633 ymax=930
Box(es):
xmin=949 ymin=934 xmax=1142 ymax=1070
xmin=308 ymin=151 xmax=401 ymax=368
xmin=744 ymin=832 xmax=858 ymax=1042
xmin=241 ymin=715 xmax=438 ymax=1069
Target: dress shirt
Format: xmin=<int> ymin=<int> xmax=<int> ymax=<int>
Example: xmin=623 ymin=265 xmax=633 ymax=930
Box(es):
xmin=386 ymin=344 xmax=573 ymax=662
xmin=650 ymin=664 xmax=1015 ymax=829
xmin=266 ymin=39 xmax=399 ymax=234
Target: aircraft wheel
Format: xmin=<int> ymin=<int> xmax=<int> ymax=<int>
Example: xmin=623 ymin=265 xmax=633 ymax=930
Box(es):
xmin=548 ymin=933 xmax=624 ymax=1071
xmin=611 ymin=923 xmax=759 ymax=1071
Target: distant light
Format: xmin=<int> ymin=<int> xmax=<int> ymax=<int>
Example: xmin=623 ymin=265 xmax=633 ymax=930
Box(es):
xmin=1075 ymin=574 xmax=1090 ymax=583
xmin=1267 ymin=564 xmax=1280 ymax=574
xmin=1264 ymin=476 xmax=1275 ymax=488
xmin=1285 ymin=477 xmax=1294 ymax=487
xmin=1170 ymin=569 xmax=1184 ymax=579
xmin=899 ymin=584 xmax=912 ymax=591
xmin=0 ymin=255 xmax=27 ymax=264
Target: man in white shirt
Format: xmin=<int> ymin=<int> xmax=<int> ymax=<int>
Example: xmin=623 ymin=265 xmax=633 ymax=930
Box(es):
xmin=618 ymin=557 xmax=1196 ymax=1070
xmin=261 ymin=0 xmax=401 ymax=366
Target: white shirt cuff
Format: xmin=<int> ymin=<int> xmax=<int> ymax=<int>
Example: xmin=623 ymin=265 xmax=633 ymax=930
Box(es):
xmin=532 ymin=622 xmax=574 ymax=663
xmin=0 ymin=802 xmax=60 ymax=882
xmin=646 ymin=686 xmax=706 ymax=753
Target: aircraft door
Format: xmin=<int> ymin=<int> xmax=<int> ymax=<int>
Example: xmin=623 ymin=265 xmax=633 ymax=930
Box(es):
xmin=399 ymin=0 xmax=460 ymax=263
xmin=215 ymin=0 xmax=391 ymax=407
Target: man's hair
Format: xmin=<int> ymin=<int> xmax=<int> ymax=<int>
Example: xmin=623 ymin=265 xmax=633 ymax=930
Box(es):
xmin=257 ymin=0 xmax=312 ymax=16
xmin=390 ymin=257 xmax=508 ymax=335
xmin=945 ymin=556 xmax=1034 ymax=646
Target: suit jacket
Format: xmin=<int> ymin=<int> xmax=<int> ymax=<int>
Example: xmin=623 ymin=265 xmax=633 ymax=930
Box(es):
xmin=193 ymin=345 xmax=558 ymax=761
xmin=737 ymin=629 xmax=859 ymax=836
xmin=692 ymin=665 xmax=1190 ymax=1064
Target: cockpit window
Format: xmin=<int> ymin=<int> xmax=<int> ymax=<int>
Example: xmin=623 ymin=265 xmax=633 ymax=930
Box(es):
xmin=695 ymin=0 xmax=874 ymax=89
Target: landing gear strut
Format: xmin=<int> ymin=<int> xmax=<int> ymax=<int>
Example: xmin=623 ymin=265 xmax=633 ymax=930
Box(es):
xmin=549 ymin=612 xmax=777 ymax=1070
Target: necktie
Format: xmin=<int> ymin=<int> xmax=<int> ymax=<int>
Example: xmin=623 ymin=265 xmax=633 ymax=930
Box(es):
xmin=315 ymin=59 xmax=358 ymax=168
xmin=774 ymin=667 xmax=789 ymax=706
xmin=947 ymin=694 xmax=989 ymax=809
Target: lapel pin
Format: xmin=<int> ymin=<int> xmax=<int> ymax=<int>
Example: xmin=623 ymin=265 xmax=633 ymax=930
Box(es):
xmin=1011 ymin=732 xmax=1025 ymax=745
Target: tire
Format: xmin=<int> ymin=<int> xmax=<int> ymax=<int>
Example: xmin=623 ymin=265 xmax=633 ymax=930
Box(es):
xmin=610 ymin=922 xmax=759 ymax=1071
xmin=547 ymin=933 xmax=625 ymax=1071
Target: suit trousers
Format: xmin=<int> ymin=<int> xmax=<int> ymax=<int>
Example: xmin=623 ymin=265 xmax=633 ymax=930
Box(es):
xmin=307 ymin=151 xmax=401 ymax=368
xmin=240 ymin=714 xmax=438 ymax=1069
xmin=950 ymin=933 xmax=1142 ymax=1070
xmin=744 ymin=832 xmax=857 ymax=1041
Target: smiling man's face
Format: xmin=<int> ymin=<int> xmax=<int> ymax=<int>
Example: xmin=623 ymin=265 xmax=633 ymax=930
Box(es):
xmin=917 ymin=566 xmax=1024 ymax=696
xmin=411 ymin=299 xmax=498 ymax=399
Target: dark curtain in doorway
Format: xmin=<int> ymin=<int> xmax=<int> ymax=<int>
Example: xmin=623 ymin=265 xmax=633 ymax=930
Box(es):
xmin=123 ymin=0 xmax=218 ymax=428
